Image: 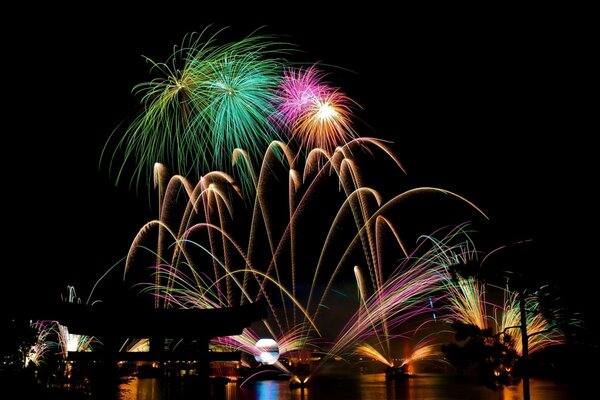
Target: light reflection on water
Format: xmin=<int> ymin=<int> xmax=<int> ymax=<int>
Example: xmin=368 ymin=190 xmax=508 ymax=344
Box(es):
xmin=120 ymin=374 xmax=575 ymax=400
xmin=120 ymin=377 xmax=162 ymax=400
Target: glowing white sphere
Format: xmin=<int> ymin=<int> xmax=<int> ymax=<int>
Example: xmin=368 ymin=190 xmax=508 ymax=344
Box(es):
xmin=254 ymin=338 xmax=280 ymax=365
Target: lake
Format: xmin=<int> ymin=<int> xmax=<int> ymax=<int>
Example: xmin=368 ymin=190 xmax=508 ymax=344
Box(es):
xmin=119 ymin=373 xmax=576 ymax=400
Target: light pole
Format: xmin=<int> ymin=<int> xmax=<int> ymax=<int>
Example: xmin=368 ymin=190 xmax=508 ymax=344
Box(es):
xmin=518 ymin=288 xmax=530 ymax=400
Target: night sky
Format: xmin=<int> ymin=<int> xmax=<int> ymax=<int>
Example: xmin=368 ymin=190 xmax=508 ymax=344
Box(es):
xmin=4 ymin=11 xmax=595 ymax=331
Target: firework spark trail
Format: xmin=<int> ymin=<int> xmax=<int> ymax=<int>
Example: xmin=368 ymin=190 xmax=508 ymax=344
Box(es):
xmin=176 ymin=217 xmax=294 ymax=336
xmin=148 ymin=265 xmax=288 ymax=358
xmin=153 ymin=173 xmax=196 ymax=306
xmin=133 ymin=139 xmax=410 ymax=314
xmin=275 ymin=66 xmax=324 ymax=124
xmin=194 ymin=49 xmax=284 ymax=197
xmin=499 ymin=291 xmax=565 ymax=355
xmin=309 ymin=179 xmax=486 ymax=310
xmin=323 ymin=241 xmax=454 ymax=365
xmin=355 ymin=337 xmax=447 ymax=370
xmin=93 ymin=27 xmax=575 ymax=386
xmin=237 ymin=140 xmax=396 ymax=324
xmin=120 ymin=338 xmax=150 ymax=353
xmin=212 ymin=329 xmax=261 ymax=358
xmin=307 ymin=190 xmax=487 ymax=332
xmin=296 ymin=139 xmax=408 ymax=352
xmin=161 ymin=287 xmax=276 ymax=353
xmin=124 ymin=140 xmax=487 ymax=376
xmin=213 ymin=324 xmax=309 ymax=371
xmin=58 ymin=287 xmax=97 ymax=357
xmin=104 ymin=31 xmax=210 ymax=189
xmin=435 ymin=236 xmax=567 ymax=356
xmin=145 ymin=262 xmax=322 ymax=340
xmin=148 ymin=266 xmax=316 ymax=372
xmin=242 ymin=139 xmax=410 ymax=350
xmin=353 ymin=265 xmax=393 ymax=363
xmin=275 ymin=65 xmax=359 ymax=155
xmin=27 ymin=321 xmax=56 ymax=367
xmin=28 ymin=320 xmax=93 ymax=365
xmin=401 ymin=339 xmax=447 ymax=368
xmin=355 ymin=343 xmax=394 ymax=367
xmin=169 ymin=171 xmax=241 ymax=304
xmin=145 ymin=265 xmax=225 ymax=309
xmin=419 ymin=227 xmax=490 ymax=330
xmin=127 ymin=171 xmax=240 ymax=307
xmin=28 ymin=287 xmax=99 ymax=365
xmin=326 ymin=226 xmax=475 ymax=368
xmin=128 ymin=138 xmax=414 ymax=314
xmin=445 ymin=277 xmax=489 ymax=329
xmin=280 ymin=139 xmax=408 ymax=348
xmin=102 ymin=28 xmax=288 ymax=197
xmin=57 ymin=325 xmax=95 ymax=357
xmin=242 ymin=141 xmax=296 ymax=316
xmin=444 ymin=282 xmax=565 ymax=356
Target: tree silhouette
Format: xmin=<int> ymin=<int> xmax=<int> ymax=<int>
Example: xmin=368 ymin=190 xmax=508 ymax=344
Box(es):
xmin=444 ymin=240 xmax=580 ymax=400
xmin=443 ymin=321 xmax=519 ymax=390
xmin=0 ymin=317 xmax=38 ymax=370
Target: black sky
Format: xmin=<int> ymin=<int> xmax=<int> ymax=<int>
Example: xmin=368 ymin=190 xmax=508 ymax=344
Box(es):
xmin=4 ymin=10 xmax=595 ymax=328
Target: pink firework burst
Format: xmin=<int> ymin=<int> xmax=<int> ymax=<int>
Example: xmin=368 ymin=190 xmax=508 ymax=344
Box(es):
xmin=277 ymin=66 xmax=325 ymax=121
xmin=276 ymin=65 xmax=358 ymax=154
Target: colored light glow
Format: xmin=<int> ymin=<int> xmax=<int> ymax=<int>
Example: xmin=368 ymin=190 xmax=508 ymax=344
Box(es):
xmin=316 ymin=102 xmax=336 ymax=120
xmin=102 ymin=29 xmax=287 ymax=198
xmin=254 ymin=338 xmax=280 ymax=365
xmin=275 ymin=65 xmax=358 ymax=154
xmin=124 ymin=144 xmax=488 ymax=381
xmin=107 ymin=32 xmax=496 ymax=383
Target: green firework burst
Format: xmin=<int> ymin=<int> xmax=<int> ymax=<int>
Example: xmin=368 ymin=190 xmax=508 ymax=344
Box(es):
xmin=103 ymin=27 xmax=288 ymax=199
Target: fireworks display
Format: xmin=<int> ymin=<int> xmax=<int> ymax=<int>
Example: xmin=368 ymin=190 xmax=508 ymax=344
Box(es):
xmin=23 ymin=26 xmax=574 ymax=393
xmin=103 ymin=28 xmax=287 ymax=197
xmin=275 ymin=65 xmax=357 ymax=154
xmin=103 ymin=29 xmax=364 ymax=199
xmin=118 ymin=137 xmax=488 ymax=382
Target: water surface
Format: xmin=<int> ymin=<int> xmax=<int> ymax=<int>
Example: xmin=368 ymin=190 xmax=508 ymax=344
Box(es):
xmin=120 ymin=373 xmax=575 ymax=400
